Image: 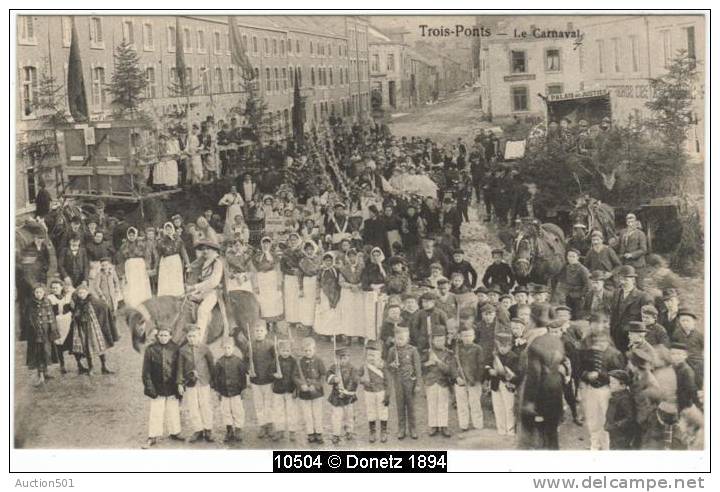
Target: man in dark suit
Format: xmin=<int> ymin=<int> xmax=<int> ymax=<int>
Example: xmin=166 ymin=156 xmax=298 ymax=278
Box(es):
xmin=610 ymin=266 xmax=652 ymax=353
xmin=583 ymin=270 xmax=614 ymax=319
xmin=58 ymin=237 xmax=90 ymax=288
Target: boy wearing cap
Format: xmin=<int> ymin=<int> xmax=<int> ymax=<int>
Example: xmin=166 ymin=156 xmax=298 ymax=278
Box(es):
xmin=627 ymin=346 xmax=662 ymax=448
xmin=583 ymin=271 xmax=613 ymax=319
xmin=488 ymin=332 xmax=520 ymax=435
xmin=552 ymin=249 xmax=590 ymax=320
xmin=604 ymin=369 xmax=636 ymax=450
xmin=380 ymin=301 xmax=404 ymax=358
xmin=448 ymin=249 xmax=478 ymax=289
xmin=141 ymin=326 xmax=184 ymax=448
xmin=454 ymin=326 xmax=485 ymax=431
xmin=436 ymin=277 xmax=459 ymax=319
xmin=177 ymin=326 xmax=216 ymax=443
xmin=401 ymin=294 xmax=420 ymax=327
xmin=658 ymin=288 xmax=681 ymax=339
xmin=360 ymin=340 xmax=390 ymax=443
xmin=294 ymin=337 xmax=326 ymax=444
xmin=566 ymin=224 xmax=590 ymax=258
xmin=671 ymin=309 xmax=704 ymax=388
xmin=327 ymin=347 xmax=360 ymax=444
xmin=423 ymin=325 xmax=457 ymax=437
xmin=482 ymin=249 xmax=514 ymax=294
xmin=669 ymin=342 xmax=700 ymax=412
xmin=387 ymin=325 xmax=422 ymax=440
xmin=271 ymin=338 xmax=298 ymax=442
xmin=248 ymin=323 xmax=278 ymax=439
xmin=578 ymin=329 xmax=625 ymax=450
xmin=215 ymin=338 xmax=249 ymax=443
xmin=640 ymin=305 xmax=670 ymax=348
xmin=411 ymin=292 xmax=449 ymax=357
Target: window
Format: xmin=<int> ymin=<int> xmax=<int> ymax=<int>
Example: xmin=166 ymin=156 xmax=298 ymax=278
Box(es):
xmin=545 ymin=49 xmax=560 ymax=71
xmin=123 ymin=20 xmax=134 ymax=45
xmin=91 ymin=67 xmax=106 ymax=109
xmin=310 ymin=41 xmax=314 ymax=55
xmin=61 ymin=16 xmax=72 ymax=47
xmin=19 ymin=16 xmax=37 ymax=44
xmin=511 ymin=86 xmax=528 ymax=112
xmin=264 ymin=38 xmax=269 ymax=55
xmin=287 ymin=38 xmax=292 ymax=53
xmin=372 ymin=54 xmax=379 ymax=72
xmin=214 ymin=31 xmax=222 ymax=54
xmin=21 ymin=66 xmax=38 ymax=117
xmin=280 ymin=39 xmax=285 ymax=56
xmin=311 ymin=67 xmax=315 ymax=86
xmin=661 ymin=30 xmax=672 ymax=69
xmin=295 ymin=67 xmax=301 ymax=86
xmin=90 ymin=17 xmax=104 ymax=48
xmin=339 ymin=68 xmax=343 ymax=85
xmin=597 ymin=40 xmax=604 ymax=73
xmin=197 ymin=30 xmax=206 ymax=53
xmin=252 ymin=36 xmax=258 ymax=54
xmin=612 ymin=38 xmax=621 ymax=73
xmin=546 ymin=84 xmax=563 ymax=95
xmin=296 ymin=40 xmax=301 ymax=53
xmin=282 ymin=68 xmax=287 ymax=90
xmin=387 ymin=54 xmax=395 ymax=71
xmin=214 ymin=68 xmax=224 ymax=93
xmin=228 ymin=67 xmax=235 ymax=92
xmin=265 ymin=68 xmax=271 ymax=91
xmin=182 ymin=28 xmax=192 ymax=51
xmin=273 ymin=39 xmax=277 ymax=55
xmin=329 ymin=68 xmax=333 ymax=86
xmin=274 ymin=68 xmax=280 ymax=91
xmin=685 ymin=26 xmax=696 ymax=66
xmin=168 ymin=25 xmax=176 ymax=52
xmin=511 ymin=50 xmax=527 ymax=73
xmin=145 ymin=67 xmax=157 ymax=98
xmin=630 ymin=36 xmax=639 ymax=72
xmin=143 ymin=22 xmax=154 ymax=51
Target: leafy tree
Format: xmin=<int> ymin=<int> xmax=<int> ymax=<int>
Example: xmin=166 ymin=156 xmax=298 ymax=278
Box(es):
xmin=108 ymin=41 xmax=148 ymax=116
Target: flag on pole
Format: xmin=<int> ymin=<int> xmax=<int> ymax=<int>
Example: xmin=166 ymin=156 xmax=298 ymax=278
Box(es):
xmin=292 ymin=70 xmax=304 ymax=148
xmin=175 ymin=17 xmax=187 ymax=94
xmin=228 ymin=16 xmax=254 ymax=78
xmin=67 ymin=16 xmax=88 ymax=122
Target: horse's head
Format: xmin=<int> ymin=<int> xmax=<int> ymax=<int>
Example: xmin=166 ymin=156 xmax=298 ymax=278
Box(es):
xmin=117 ymin=305 xmax=151 ymax=352
xmin=512 ymin=226 xmax=536 ymax=279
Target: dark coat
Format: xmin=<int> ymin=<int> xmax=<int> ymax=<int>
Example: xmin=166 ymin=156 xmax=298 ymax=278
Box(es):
xmin=294 ymin=356 xmax=326 ymax=400
xmin=410 ymin=309 xmax=448 ymax=356
xmin=327 ymin=363 xmax=360 ymax=406
xmin=272 ymin=356 xmax=297 ymax=394
xmin=610 ymin=287 xmax=652 ymax=353
xmin=177 ymin=343 xmax=215 ymax=388
xmin=422 ymin=347 xmax=457 ymax=388
xmin=448 ymin=260 xmax=478 ymax=289
xmin=214 ymin=354 xmax=248 ymax=397
xmin=58 ymin=248 xmax=90 ymax=287
xmin=520 ymin=334 xmax=565 ymax=424
xmin=605 ymin=389 xmax=637 ymax=449
xmin=482 ymin=262 xmax=515 ymax=293
xmin=578 ymin=346 xmax=626 ymax=388
xmin=142 ymin=341 xmax=180 ymax=398
xmin=582 ymin=288 xmax=614 ymax=318
xmin=674 ymin=361 xmax=700 ymax=412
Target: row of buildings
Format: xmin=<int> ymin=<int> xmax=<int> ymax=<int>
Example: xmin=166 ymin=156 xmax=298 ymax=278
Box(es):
xmin=15 ymin=14 xmax=471 ymax=214
xmin=367 ymin=26 xmax=472 ymax=112
xmin=476 ymin=15 xmax=705 ymax=156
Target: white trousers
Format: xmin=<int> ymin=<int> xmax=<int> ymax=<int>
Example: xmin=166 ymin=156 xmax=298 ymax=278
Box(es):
xmin=184 ymin=384 xmax=213 ymax=432
xmin=455 ymin=384 xmax=484 ymax=430
xmin=148 ymin=396 xmax=181 ymax=438
xmin=220 ymin=395 xmax=245 ymax=428
xmin=196 ymin=291 xmax=218 ymax=342
xmin=272 ymin=393 xmax=298 ymax=431
xmin=251 ymin=383 xmax=274 ymax=426
xmin=582 ymin=384 xmax=611 ymax=450
xmin=491 ymin=383 xmax=516 ymax=435
xmin=364 ymin=391 xmax=389 ymax=422
xmin=300 ymin=398 xmax=324 ymax=434
xmin=330 ymin=404 xmax=355 ymax=435
xmin=426 ymin=384 xmax=450 ymax=428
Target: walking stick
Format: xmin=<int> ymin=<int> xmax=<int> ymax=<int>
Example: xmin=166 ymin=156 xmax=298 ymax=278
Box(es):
xmin=274 ymin=333 xmax=282 ymax=377
xmin=246 ymin=322 xmax=256 ymax=377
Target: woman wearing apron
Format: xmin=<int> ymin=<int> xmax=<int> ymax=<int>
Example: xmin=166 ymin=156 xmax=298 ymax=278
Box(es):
xmin=314 ymin=252 xmax=342 ymax=341
xmin=297 ymin=240 xmax=320 ymax=331
xmin=252 ymin=236 xmax=284 ymax=327
xmin=118 ymin=227 xmax=152 ymax=308
xmin=47 ymin=278 xmax=74 ymax=374
xmin=156 ymin=222 xmax=190 ymax=297
xmin=280 ymin=232 xmax=303 ymax=328
xmin=361 ymin=247 xmax=388 ymax=341
xmin=218 ymin=185 xmax=245 ymax=238
xmin=338 ymin=248 xmax=366 ymax=344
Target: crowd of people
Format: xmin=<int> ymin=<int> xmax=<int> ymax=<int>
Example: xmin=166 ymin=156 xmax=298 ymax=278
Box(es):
xmin=16 ymin=118 xmax=704 ymax=451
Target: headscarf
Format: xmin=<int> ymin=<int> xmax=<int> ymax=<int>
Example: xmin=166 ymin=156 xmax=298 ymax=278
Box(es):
xmin=126 ymin=226 xmax=138 ymax=241
xmin=163 ymin=222 xmax=175 ymax=237
xmin=303 ymin=239 xmax=319 ymax=257
xmin=371 ymin=246 xmax=386 ymax=278
xmin=260 ymin=236 xmax=274 ymax=263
